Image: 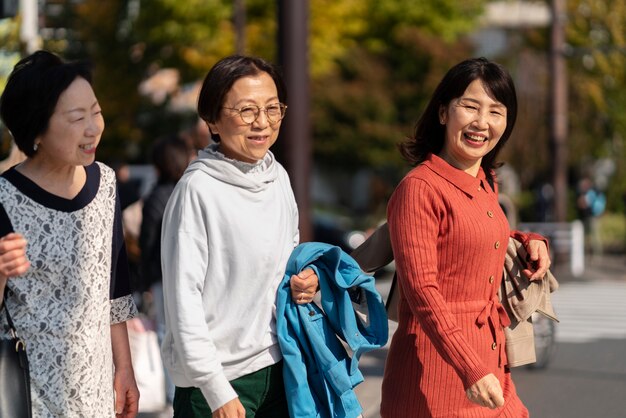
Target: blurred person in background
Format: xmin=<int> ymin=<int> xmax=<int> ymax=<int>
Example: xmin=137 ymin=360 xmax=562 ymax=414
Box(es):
xmin=576 ymin=176 xmax=606 ymax=258
xmin=160 ymin=55 xmax=319 ymax=418
xmin=138 ymin=134 xmax=194 ymax=406
xmin=111 ymin=160 xmax=142 ymax=211
xmin=0 ymin=50 xmax=138 ymax=417
xmin=180 ymin=116 xmax=212 ymax=153
xmin=382 ymin=57 xmax=550 ymax=418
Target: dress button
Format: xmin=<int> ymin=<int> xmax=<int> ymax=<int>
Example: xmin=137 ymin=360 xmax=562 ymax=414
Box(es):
xmin=491 ymin=342 xmax=497 ymax=350
xmin=487 ymin=211 xmax=494 ymax=218
xmin=478 ymin=186 xmax=482 ymax=191
xmin=489 ymin=275 xmax=494 ymax=284
xmin=309 ymin=311 xmax=315 ymax=317
xmin=494 ymin=241 xmax=500 ymax=249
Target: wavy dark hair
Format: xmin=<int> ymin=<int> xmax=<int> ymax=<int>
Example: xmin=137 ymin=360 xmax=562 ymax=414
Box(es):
xmin=197 ymin=55 xmax=286 ymax=143
xmin=399 ymin=57 xmax=517 ymax=182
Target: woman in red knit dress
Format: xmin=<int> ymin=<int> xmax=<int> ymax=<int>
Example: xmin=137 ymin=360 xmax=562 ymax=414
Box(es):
xmin=381 ymin=58 xmax=551 ymax=418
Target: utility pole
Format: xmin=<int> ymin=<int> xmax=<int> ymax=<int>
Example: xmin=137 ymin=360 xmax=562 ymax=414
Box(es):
xmin=19 ymin=0 xmax=40 ymax=54
xmin=233 ymin=0 xmax=245 ymax=54
xmin=277 ymin=0 xmax=312 ymax=242
xmin=550 ymin=0 xmax=568 ymax=222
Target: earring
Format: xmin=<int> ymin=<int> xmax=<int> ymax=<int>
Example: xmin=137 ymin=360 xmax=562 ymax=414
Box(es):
xmin=33 ymin=143 xmax=38 ymax=152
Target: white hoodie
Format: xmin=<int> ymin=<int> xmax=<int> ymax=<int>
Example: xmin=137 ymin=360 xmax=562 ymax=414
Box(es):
xmin=160 ymin=145 xmax=299 ymax=411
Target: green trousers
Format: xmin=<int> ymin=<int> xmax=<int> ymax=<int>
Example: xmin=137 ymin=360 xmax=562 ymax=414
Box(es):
xmin=173 ymin=361 xmax=290 ymax=418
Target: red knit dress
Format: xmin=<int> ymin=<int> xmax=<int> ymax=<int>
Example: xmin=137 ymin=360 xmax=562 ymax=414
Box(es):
xmin=381 ymin=154 xmax=534 ymax=418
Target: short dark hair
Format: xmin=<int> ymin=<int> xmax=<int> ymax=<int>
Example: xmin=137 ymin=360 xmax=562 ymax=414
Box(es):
xmin=197 ymin=55 xmax=287 ymax=142
xmin=399 ymin=57 xmax=517 ymax=179
xmin=151 ymin=135 xmax=192 ymax=183
xmin=0 ymin=50 xmax=93 ymax=157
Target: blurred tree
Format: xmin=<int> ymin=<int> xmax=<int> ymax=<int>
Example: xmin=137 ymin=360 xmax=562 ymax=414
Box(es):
xmin=37 ymin=0 xmax=375 ymax=164
xmin=71 ymin=1 xmax=145 ymax=162
xmin=20 ymin=0 xmax=490 ymax=171
xmin=128 ymin=0 xmax=233 ymax=81
xmin=565 ymin=0 xmax=626 ymax=212
xmin=60 ymin=0 xmax=396 ymax=165
xmin=311 ymin=0 xmax=487 ymax=173
xmin=15 ymin=0 xmax=623 ymax=219
xmin=517 ymin=0 xmax=626 ymax=215
xmin=309 ymin=0 xmax=367 ymax=78
xmin=0 ymin=17 xmax=21 ymax=157
xmin=0 ymin=18 xmax=20 ymax=84
xmin=68 ymin=0 xmax=238 ymax=162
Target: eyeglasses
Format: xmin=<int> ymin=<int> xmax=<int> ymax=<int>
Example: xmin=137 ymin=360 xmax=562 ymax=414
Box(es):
xmin=222 ymin=103 xmax=288 ymax=124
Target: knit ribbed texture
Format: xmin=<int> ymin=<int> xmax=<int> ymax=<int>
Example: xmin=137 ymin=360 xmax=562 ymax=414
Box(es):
xmin=381 ymin=154 xmax=529 ymax=418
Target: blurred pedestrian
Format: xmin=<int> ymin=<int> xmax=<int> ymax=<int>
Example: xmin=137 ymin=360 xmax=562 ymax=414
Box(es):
xmin=0 ymin=50 xmax=139 ymax=417
xmin=160 ymin=55 xmax=319 ymax=418
xmin=138 ymin=134 xmax=193 ymax=405
xmin=109 ymin=160 xmax=143 ymax=292
xmin=576 ymin=176 xmax=606 ymax=257
xmin=180 ymin=116 xmax=212 ymax=153
xmin=382 ymin=57 xmax=551 ymax=417
xmin=111 ymin=160 xmax=142 ymax=211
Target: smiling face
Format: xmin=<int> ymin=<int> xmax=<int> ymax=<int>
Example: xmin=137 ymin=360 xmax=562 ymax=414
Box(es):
xmin=35 ymin=77 xmax=104 ymax=168
xmin=438 ymin=78 xmax=507 ymax=176
xmin=208 ymin=72 xmax=282 ymax=163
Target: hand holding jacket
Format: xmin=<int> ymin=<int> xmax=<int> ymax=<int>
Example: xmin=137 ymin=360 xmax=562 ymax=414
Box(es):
xmin=290 ymin=268 xmax=318 ymax=304
xmin=524 ymin=239 xmax=551 ymax=281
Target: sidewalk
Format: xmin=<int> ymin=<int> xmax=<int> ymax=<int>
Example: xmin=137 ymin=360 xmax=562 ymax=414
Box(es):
xmin=553 ymin=252 xmax=626 ymax=283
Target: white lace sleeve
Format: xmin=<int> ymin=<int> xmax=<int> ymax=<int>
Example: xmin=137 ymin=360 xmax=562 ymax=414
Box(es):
xmin=110 ymin=294 xmax=138 ymax=324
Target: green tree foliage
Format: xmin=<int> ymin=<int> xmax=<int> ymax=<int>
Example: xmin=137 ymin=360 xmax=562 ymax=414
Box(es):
xmin=309 ymin=0 xmax=367 ymax=78
xmin=68 ymin=0 xmax=238 ymax=162
xmin=0 ymin=17 xmax=23 ymax=156
xmin=518 ymin=0 xmax=626 ymax=213
xmin=68 ymin=0 xmax=490 ymax=170
xmin=129 ymin=0 xmax=233 ymax=81
xmin=0 ymin=18 xmax=20 ymax=88
xmin=70 ymin=1 xmax=145 ymax=161
xmin=565 ymin=0 xmax=626 ymax=211
xmin=13 ymin=0 xmax=582 ymax=207
xmin=311 ymin=0 xmax=487 ymax=173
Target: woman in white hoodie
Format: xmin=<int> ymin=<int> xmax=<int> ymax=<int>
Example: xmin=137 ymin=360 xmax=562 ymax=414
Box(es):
xmin=160 ymin=55 xmax=318 ymax=418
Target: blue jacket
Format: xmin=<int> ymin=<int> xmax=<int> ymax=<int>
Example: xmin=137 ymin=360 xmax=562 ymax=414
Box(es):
xmin=276 ymin=242 xmax=389 ymax=418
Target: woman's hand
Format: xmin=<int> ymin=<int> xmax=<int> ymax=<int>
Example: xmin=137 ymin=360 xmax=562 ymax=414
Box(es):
xmin=524 ymin=239 xmax=551 ymax=281
xmin=290 ymin=268 xmax=319 ymax=304
xmin=466 ymin=373 xmax=504 ymax=409
xmin=0 ymin=233 xmax=30 ymax=304
xmin=0 ymin=233 xmax=30 ymax=281
xmin=111 ymin=322 xmax=139 ymax=418
xmin=113 ymin=365 xmax=140 ymax=418
xmin=213 ymin=397 xmax=246 ymax=418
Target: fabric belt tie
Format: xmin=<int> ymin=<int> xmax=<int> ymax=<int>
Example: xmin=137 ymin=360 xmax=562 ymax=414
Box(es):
xmin=476 ymin=298 xmax=511 ymax=368
xmin=476 ymin=298 xmax=511 ymax=329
